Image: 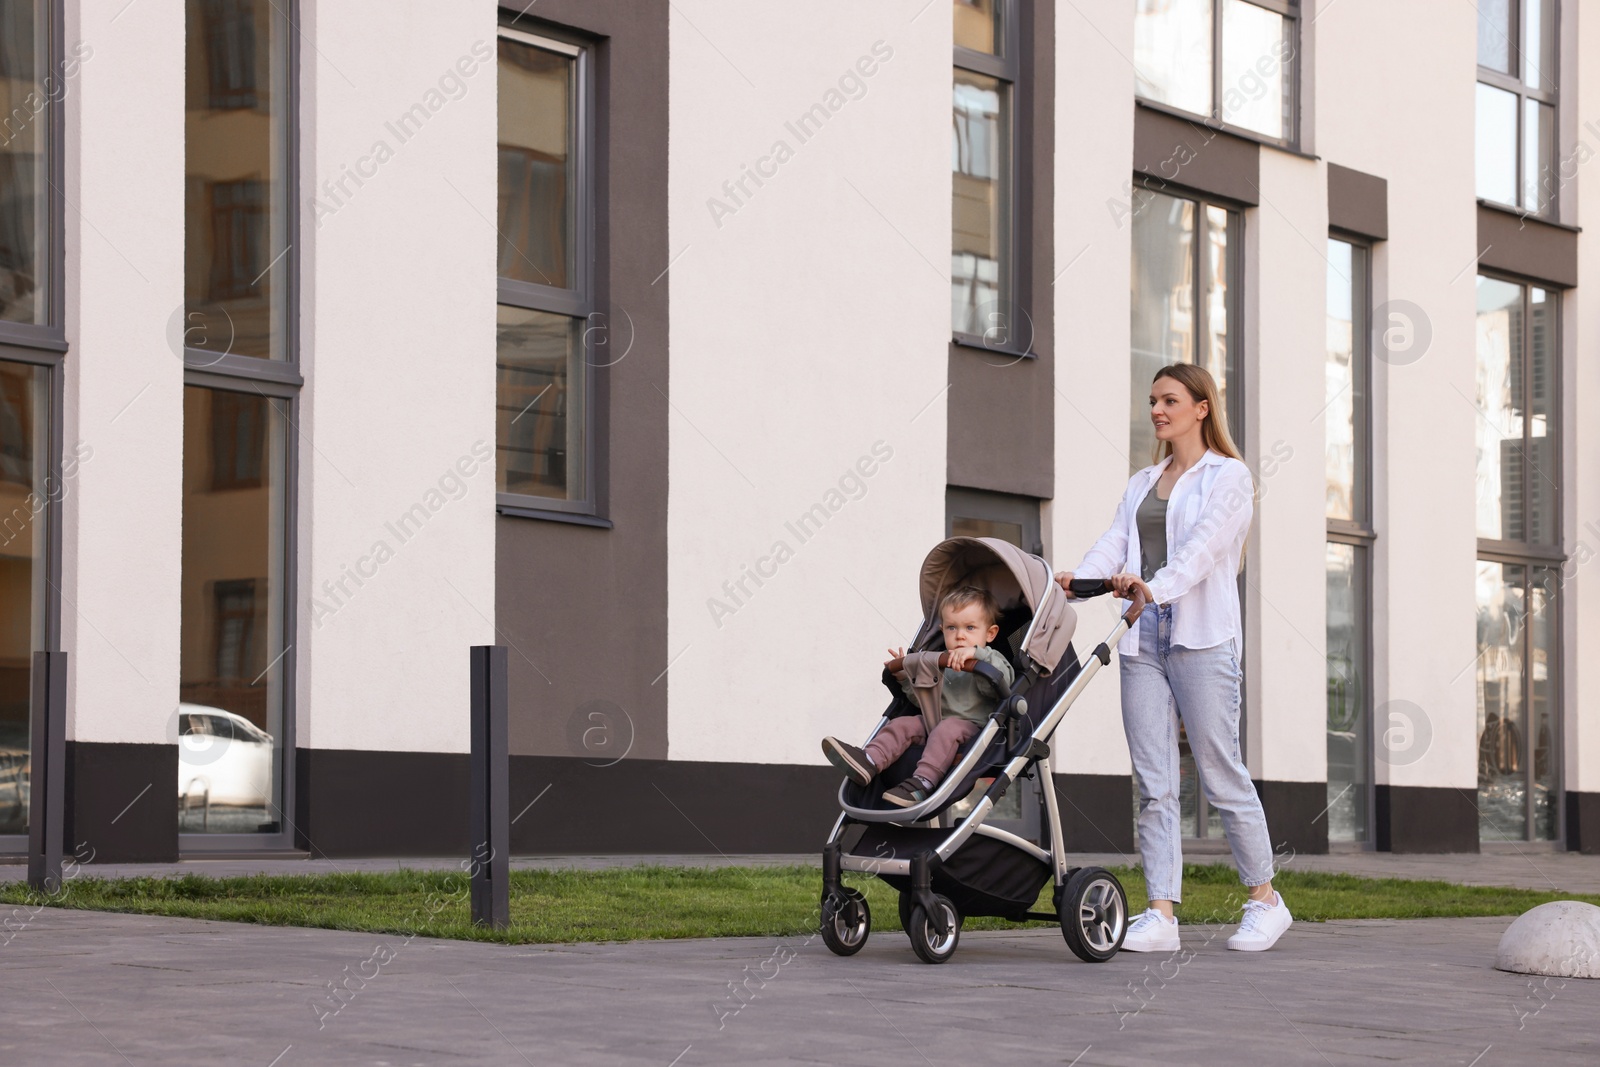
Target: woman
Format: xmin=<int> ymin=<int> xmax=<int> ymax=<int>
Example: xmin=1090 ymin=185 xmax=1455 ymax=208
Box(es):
xmin=1055 ymin=363 xmax=1291 ymax=953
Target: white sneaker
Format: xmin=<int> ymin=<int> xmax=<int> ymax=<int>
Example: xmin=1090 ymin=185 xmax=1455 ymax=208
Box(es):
xmin=1121 ymin=908 xmax=1181 ymax=953
xmin=1227 ymin=892 xmax=1292 ymax=951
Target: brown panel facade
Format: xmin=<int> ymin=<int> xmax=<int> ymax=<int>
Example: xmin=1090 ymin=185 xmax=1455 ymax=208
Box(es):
xmin=1327 ymin=162 xmax=1388 ymax=241
xmin=946 ymin=0 xmax=1054 ymax=501
xmin=1374 ymin=785 xmax=1479 ymax=853
xmin=1477 ymin=202 xmax=1579 ymax=288
xmin=495 ymin=1 xmax=671 ymax=759
xmin=1132 ymin=103 xmax=1260 ymax=207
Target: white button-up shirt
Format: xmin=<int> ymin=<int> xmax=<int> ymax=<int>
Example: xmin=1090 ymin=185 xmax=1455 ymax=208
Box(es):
xmin=1072 ymin=449 xmax=1253 ymax=657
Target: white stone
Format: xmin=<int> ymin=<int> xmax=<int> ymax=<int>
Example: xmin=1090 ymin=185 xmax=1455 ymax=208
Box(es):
xmin=1494 ymin=901 xmax=1600 ymax=979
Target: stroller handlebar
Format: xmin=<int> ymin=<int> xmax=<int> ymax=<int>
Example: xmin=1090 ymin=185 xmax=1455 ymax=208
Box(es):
xmin=1065 ymin=577 xmax=1151 ymax=626
xmin=884 ymin=651 xmax=975 ymax=675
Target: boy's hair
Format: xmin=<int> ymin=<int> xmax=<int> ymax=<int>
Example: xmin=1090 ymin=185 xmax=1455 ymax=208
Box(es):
xmin=939 ymin=586 xmax=999 ymax=628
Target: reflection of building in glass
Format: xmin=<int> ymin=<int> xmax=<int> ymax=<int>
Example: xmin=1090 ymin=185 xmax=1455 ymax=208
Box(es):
xmin=185 ymin=0 xmax=286 ymax=360
xmin=0 ymin=361 xmax=43 ymax=835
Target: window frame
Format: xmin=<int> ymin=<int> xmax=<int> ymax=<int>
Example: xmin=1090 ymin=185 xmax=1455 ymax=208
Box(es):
xmin=1324 ymin=234 xmax=1374 ymax=847
xmin=0 ymin=0 xmax=67 ymax=856
xmin=178 ymin=0 xmax=299 ymax=853
xmin=0 ymin=0 xmax=66 ymax=350
xmin=1473 ymin=272 xmax=1564 ymax=843
xmin=1128 ymin=186 xmax=1246 ymax=471
xmin=1475 ymin=0 xmax=1560 ymax=218
xmin=1133 ymin=0 xmax=1302 ymax=151
xmin=951 ymin=1 xmax=1025 ymax=355
xmin=494 ymin=18 xmax=600 ymax=521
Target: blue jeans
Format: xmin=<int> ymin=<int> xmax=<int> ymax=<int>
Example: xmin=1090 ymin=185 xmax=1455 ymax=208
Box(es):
xmin=1120 ymin=603 xmax=1275 ymax=902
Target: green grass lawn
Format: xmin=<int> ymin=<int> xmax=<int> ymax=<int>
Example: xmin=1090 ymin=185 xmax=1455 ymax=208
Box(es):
xmin=2 ymin=863 xmax=1593 ymax=946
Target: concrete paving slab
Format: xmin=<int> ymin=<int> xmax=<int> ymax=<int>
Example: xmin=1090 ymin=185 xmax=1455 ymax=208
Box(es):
xmin=1 ymin=906 xmax=1596 ymax=1065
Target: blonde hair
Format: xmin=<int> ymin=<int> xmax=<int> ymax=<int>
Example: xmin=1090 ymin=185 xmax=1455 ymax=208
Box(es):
xmin=1149 ymin=363 xmax=1244 ymax=466
xmin=940 ymin=586 xmax=999 ymax=628
xmin=1149 ymin=363 xmax=1252 ymax=571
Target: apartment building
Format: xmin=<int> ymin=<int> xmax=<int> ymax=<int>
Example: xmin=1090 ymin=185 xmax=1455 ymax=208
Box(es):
xmin=0 ymin=0 xmax=1594 ymax=861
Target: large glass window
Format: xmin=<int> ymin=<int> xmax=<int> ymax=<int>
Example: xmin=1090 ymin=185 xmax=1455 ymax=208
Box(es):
xmin=182 ymin=0 xmax=295 ymax=845
xmin=0 ymin=0 xmax=51 ymax=326
xmin=951 ymin=0 xmax=1018 ymax=346
xmin=184 ymin=0 xmax=290 ymax=362
xmin=179 ymin=386 xmax=287 ymax=835
xmin=943 ymin=485 xmax=1042 ymax=836
xmin=1474 ymin=275 xmax=1559 ymax=841
xmin=497 ymin=22 xmax=595 ymax=515
xmin=1134 ymin=0 xmax=1299 ymax=144
xmin=1475 ymin=0 xmax=1558 ymax=215
xmin=1129 ymin=189 xmax=1239 ymax=473
xmin=0 ymin=360 xmax=46 ymax=837
xmin=1128 ymin=187 xmax=1242 ymax=842
xmin=1324 ymin=238 xmax=1371 ymax=844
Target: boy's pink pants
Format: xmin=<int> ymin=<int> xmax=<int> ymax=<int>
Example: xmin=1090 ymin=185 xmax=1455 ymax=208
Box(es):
xmin=864 ymin=716 xmax=981 ymax=786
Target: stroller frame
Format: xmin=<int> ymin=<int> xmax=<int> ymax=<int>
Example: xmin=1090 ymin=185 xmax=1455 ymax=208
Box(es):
xmin=820 ymin=571 xmax=1147 ymax=964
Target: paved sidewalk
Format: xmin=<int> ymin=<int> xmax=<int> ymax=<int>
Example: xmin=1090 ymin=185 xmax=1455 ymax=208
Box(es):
xmin=5 ymin=848 xmax=1598 ymax=893
xmin=1 ymin=907 xmax=1594 ymax=1066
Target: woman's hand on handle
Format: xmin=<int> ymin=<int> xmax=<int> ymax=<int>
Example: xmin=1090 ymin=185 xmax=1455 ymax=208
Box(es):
xmin=1109 ymin=571 xmax=1154 ymax=603
xmin=1053 ymin=570 xmax=1076 ymax=598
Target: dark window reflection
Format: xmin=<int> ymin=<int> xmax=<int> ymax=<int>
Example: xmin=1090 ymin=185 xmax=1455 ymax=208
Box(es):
xmin=497 ymin=39 xmax=573 ymax=289
xmin=0 ymin=359 xmax=45 ymax=835
xmin=0 ymin=0 xmax=48 ymax=325
xmin=180 ymin=386 xmax=284 ymax=833
xmin=185 ymin=0 xmax=287 ymax=360
xmin=496 ymin=306 xmax=582 ymax=500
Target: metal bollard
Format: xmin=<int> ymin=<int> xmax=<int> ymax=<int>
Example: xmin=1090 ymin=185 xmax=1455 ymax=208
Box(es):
xmin=468 ymin=645 xmax=510 ymax=929
xmin=27 ymin=650 xmax=67 ymax=893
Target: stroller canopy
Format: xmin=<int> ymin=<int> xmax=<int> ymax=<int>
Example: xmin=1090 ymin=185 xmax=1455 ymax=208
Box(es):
xmin=914 ymin=537 xmax=1077 ymax=677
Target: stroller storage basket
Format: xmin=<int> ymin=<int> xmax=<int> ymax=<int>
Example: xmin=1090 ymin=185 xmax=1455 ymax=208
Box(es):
xmin=846 ymin=825 xmax=1050 ymax=921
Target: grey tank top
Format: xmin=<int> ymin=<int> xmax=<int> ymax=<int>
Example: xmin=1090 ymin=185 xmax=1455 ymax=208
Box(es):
xmin=1137 ymin=482 xmax=1169 ymax=582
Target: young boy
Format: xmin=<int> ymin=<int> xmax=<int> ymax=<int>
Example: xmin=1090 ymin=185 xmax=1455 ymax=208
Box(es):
xmin=822 ymin=586 xmax=1015 ymax=807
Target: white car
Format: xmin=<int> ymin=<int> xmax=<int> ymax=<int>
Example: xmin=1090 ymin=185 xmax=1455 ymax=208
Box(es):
xmin=177 ymin=703 xmax=273 ymax=808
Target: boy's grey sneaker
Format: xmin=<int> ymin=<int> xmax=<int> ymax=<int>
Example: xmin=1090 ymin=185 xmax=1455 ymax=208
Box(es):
xmin=822 ymin=737 xmax=875 ymax=786
xmin=882 ymin=777 xmax=932 ymax=808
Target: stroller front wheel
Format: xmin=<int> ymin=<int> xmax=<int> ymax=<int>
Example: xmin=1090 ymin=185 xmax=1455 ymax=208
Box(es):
xmin=820 ymin=887 xmax=871 ymax=956
xmin=907 ymin=895 xmax=961 ymax=964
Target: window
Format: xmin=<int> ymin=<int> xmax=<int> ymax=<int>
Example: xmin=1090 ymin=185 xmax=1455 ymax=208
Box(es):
xmin=1133 ymin=0 xmax=1299 ymax=144
xmin=1475 ymin=0 xmax=1557 ymax=215
xmin=180 ymin=0 xmax=295 ymax=844
xmin=496 ymin=20 xmax=595 ymax=516
xmin=0 ymin=360 xmax=46 ymax=838
xmin=943 ymin=485 xmax=1042 ymax=837
xmin=1128 ymin=188 xmax=1240 ymax=473
xmin=0 ymin=0 xmax=63 ymax=848
xmin=1324 ymin=238 xmax=1372 ymax=844
xmin=0 ymin=0 xmax=53 ymax=328
xmin=1128 ymin=187 xmax=1243 ymax=842
xmin=1474 ymin=276 xmax=1559 ymax=842
xmin=185 ymin=0 xmax=289 ymax=363
xmin=951 ymin=0 xmax=1019 ymax=347
xmin=946 ymin=486 xmax=1042 ymax=556
xmin=179 ymin=386 xmax=287 ymax=836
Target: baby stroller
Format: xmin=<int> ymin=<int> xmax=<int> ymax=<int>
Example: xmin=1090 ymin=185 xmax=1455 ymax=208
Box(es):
xmin=819 ymin=536 xmax=1147 ymax=964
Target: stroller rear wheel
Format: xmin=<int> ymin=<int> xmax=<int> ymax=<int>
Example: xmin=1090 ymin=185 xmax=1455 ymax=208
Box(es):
xmin=906 ymin=894 xmax=961 ymax=964
xmin=820 ymin=887 xmax=871 ymax=956
xmin=1058 ymin=866 xmax=1128 ymax=962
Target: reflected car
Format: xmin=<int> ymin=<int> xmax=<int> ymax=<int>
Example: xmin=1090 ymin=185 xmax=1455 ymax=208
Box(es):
xmin=177 ymin=704 xmax=272 ymax=808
